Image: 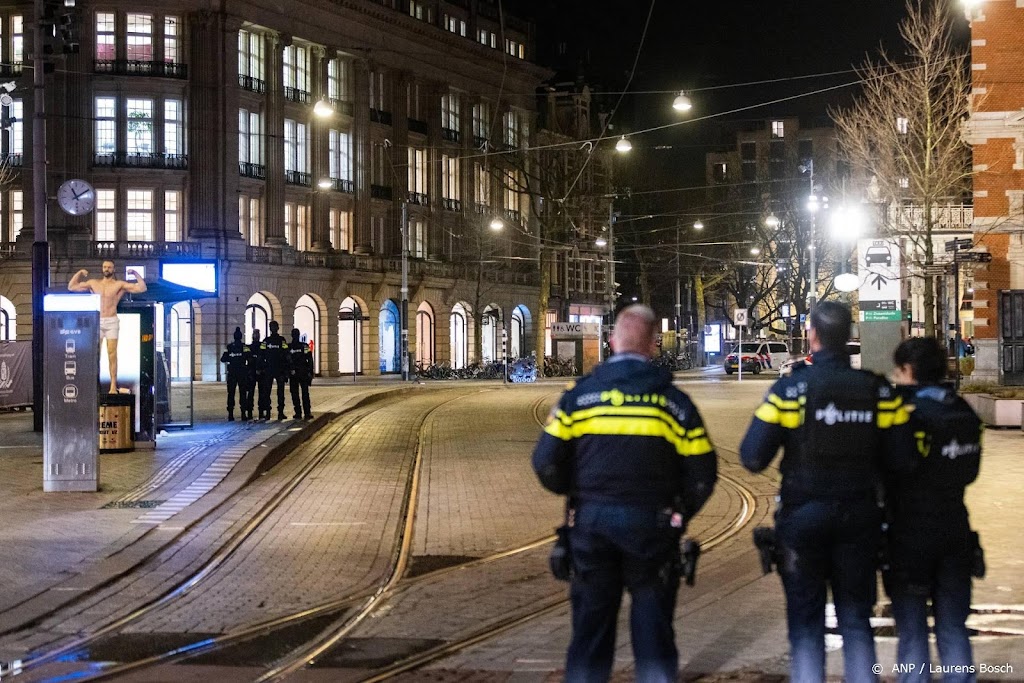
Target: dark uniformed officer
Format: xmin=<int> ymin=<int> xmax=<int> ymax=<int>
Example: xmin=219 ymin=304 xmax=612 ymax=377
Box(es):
xmin=242 ymin=328 xmax=262 ymax=421
xmin=740 ymin=301 xmax=916 ymax=683
xmin=261 ymin=320 xmax=290 ymax=420
xmin=887 ymin=337 xmax=982 ymax=682
xmin=288 ymin=328 xmax=314 ymax=420
xmin=532 ymin=305 xmax=718 ymax=683
xmin=219 ymin=327 xmax=249 ymax=421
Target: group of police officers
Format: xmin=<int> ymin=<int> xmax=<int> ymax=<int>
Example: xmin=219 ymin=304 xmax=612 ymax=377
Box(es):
xmin=221 ymin=320 xmax=314 ymax=422
xmin=533 ymin=302 xmax=983 ymax=683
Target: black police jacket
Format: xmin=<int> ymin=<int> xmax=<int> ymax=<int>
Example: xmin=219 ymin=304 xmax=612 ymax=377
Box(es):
xmin=288 ymin=341 xmax=314 ymax=382
xmin=247 ymin=340 xmax=265 ymax=377
xmin=261 ymin=333 xmax=289 ymax=377
xmin=887 ymin=384 xmax=981 ymax=528
xmin=740 ymin=349 xmax=917 ymax=504
xmin=531 ymin=356 xmax=717 ymax=516
xmin=220 ymin=341 xmax=249 ymax=377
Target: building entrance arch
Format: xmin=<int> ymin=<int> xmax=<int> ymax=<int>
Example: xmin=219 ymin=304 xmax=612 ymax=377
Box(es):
xmin=245 ymin=293 xmax=272 ymax=342
xmin=379 ymin=299 xmax=401 ymax=373
xmin=338 ymin=297 xmax=364 ymax=376
xmin=450 ymin=303 xmax=468 ymax=369
xmin=416 ymin=302 xmax=435 ymax=367
xmin=0 ymin=295 xmax=15 ymax=340
xmin=294 ymin=294 xmax=321 ymax=374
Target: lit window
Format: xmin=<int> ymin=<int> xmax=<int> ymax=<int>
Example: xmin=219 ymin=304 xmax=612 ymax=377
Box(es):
xmin=249 ymin=198 xmax=261 ymax=246
xmin=441 ymin=92 xmax=460 ymax=132
xmin=408 ymin=147 xmax=427 ymax=196
xmin=165 ymin=190 xmax=181 ymax=241
xmin=284 ymin=119 xmax=308 ymax=173
xmin=126 ymin=189 xmax=154 ymax=241
xmin=95 ymin=190 xmax=117 ymax=241
xmin=328 ymin=57 xmax=351 ymax=102
xmin=238 ymin=29 xmax=265 ymax=81
xmin=899 ymin=177 xmax=910 ymax=189
xmin=126 ymin=98 xmax=154 ymax=154
xmin=239 ymin=109 xmax=262 ymax=165
xmin=330 ymin=209 xmax=352 ymax=251
xmin=95 ymin=96 xmax=116 ymax=154
xmin=284 ymin=202 xmax=295 ymax=246
xmin=472 ymin=102 xmax=490 ymax=142
xmin=771 ymin=120 xmax=784 ymax=138
xmin=411 ymin=220 xmax=426 ymax=258
xmin=329 ymin=129 xmax=352 ymax=181
xmin=445 ymin=15 xmax=466 ymax=37
xmin=503 ymin=110 xmax=520 ymax=148
xmin=6 ymin=99 xmax=23 ymax=156
xmin=164 ymin=17 xmax=179 ymax=63
xmin=126 ymin=14 xmax=153 ymax=62
xmin=442 ymin=155 xmax=460 ymax=201
xmin=282 ymin=44 xmax=309 ymax=92
xmin=475 ymin=162 xmax=490 ymax=206
xmin=95 ymin=13 xmax=114 ymax=61
xmin=896 ymin=117 xmax=909 ymax=135
xmin=10 ymin=190 xmax=22 ymax=241
xmin=164 ymin=99 xmax=183 ymax=155
xmin=504 ymin=38 xmax=524 ymax=59
xmin=369 ymin=71 xmax=385 ymax=111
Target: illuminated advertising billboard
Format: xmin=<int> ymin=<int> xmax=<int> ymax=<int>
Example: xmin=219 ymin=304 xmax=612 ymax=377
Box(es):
xmin=161 ymin=261 xmax=218 ymax=295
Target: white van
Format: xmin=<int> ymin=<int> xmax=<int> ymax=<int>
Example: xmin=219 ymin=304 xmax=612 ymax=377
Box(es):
xmin=725 ymin=340 xmax=791 ymax=374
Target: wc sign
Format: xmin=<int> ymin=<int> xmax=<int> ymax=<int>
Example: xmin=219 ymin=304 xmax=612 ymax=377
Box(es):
xmin=550 ymin=322 xmax=600 ymax=338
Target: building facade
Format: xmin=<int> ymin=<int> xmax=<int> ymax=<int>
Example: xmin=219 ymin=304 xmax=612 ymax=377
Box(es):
xmin=0 ymin=0 xmax=561 ymax=379
xmin=963 ymin=0 xmax=1024 ymax=384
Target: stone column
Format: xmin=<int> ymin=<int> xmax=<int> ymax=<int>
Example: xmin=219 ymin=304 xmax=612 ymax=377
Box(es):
xmin=427 ymin=81 xmax=444 ymax=260
xmin=352 ymin=59 xmax=372 ymax=253
xmin=310 ymin=46 xmax=331 ymax=252
xmin=263 ymin=32 xmax=287 ymax=245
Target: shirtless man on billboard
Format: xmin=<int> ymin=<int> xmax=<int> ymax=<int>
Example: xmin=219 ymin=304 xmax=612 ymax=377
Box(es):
xmin=68 ymin=261 xmax=148 ymax=393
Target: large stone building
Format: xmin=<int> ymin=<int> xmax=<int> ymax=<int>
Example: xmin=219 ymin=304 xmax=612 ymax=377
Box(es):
xmin=0 ymin=0 xmax=589 ymax=380
xmin=963 ymin=0 xmax=1024 ymax=384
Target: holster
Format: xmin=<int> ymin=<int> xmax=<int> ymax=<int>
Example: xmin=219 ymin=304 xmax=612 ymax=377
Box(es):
xmin=970 ymin=530 xmax=985 ymax=578
xmin=549 ymin=502 xmax=574 ymax=582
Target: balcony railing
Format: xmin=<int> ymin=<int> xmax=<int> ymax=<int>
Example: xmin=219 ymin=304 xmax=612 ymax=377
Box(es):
xmin=473 ymin=202 xmax=490 ymax=215
xmin=72 ymin=241 xmax=202 ymax=259
xmin=443 ymin=198 xmax=462 ymax=212
xmin=408 ymin=191 xmax=428 ymax=205
xmin=371 ymin=184 xmax=393 ymax=200
xmin=283 ymin=86 xmax=312 ymax=104
xmin=93 ymin=152 xmax=188 ymax=169
xmin=94 ymin=60 xmax=187 ymax=79
xmin=1 ymin=153 xmax=23 ymax=167
xmin=239 ymin=162 xmax=266 ymax=179
xmin=503 ymin=209 xmax=522 ymax=224
xmin=889 ymin=204 xmax=974 ymax=232
xmin=238 ymin=74 xmax=266 ymax=93
xmin=329 ymin=97 xmax=354 ymax=117
xmin=0 ymin=62 xmax=23 ymax=77
xmin=329 ymin=178 xmax=354 ymax=193
xmin=370 ymin=109 xmax=393 ymax=126
xmin=246 ymin=245 xmax=283 ymax=265
xmin=442 ymin=127 xmax=461 ymax=143
xmin=408 ymin=118 xmax=429 ymax=135
xmin=285 ymin=170 xmax=312 ymax=186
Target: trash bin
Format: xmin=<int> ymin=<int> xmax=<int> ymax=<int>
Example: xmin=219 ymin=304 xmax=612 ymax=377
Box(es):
xmin=99 ymin=393 xmax=135 ymax=452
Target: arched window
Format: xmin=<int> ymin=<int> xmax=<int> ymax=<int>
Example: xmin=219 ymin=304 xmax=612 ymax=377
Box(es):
xmin=338 ymin=297 xmax=363 ymax=375
xmin=511 ymin=305 xmax=527 ymax=358
xmin=0 ymin=296 xmax=15 ymax=341
xmin=294 ymin=294 xmax=320 ymax=374
xmin=481 ymin=305 xmax=502 ymax=362
xmin=245 ymin=293 xmax=272 ymax=342
xmin=415 ymin=302 xmax=435 ymax=367
xmin=379 ymin=299 xmax=401 ymax=373
xmin=169 ymin=301 xmax=192 ymax=379
xmin=450 ymin=303 xmax=467 ymax=369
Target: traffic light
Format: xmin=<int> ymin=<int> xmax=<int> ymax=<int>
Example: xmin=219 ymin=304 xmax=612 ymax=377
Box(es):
xmin=41 ymin=0 xmax=79 ymax=55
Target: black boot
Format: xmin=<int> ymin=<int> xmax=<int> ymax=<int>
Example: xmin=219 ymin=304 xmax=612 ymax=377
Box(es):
xmin=228 ymin=412 xmax=235 ymax=421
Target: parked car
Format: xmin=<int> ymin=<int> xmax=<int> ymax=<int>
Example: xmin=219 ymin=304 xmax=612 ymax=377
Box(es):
xmin=779 ymin=341 xmax=862 ymax=377
xmin=725 ymin=341 xmax=790 ymax=375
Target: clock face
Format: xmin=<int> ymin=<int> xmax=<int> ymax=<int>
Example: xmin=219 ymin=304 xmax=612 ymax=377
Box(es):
xmin=57 ymin=179 xmax=97 ymax=216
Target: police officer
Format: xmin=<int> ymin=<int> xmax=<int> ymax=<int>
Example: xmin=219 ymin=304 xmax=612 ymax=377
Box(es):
xmin=242 ymin=328 xmax=262 ymax=421
xmin=886 ymin=337 xmax=982 ymax=682
xmin=740 ymin=301 xmax=916 ymax=683
xmin=532 ymin=305 xmax=718 ymax=683
xmin=219 ymin=327 xmax=249 ymax=421
xmin=261 ymin=320 xmax=290 ymax=420
xmin=288 ymin=328 xmax=314 ymax=420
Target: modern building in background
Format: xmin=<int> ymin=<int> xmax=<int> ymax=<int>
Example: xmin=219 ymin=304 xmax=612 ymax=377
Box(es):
xmin=0 ymin=0 xmax=579 ymax=379
xmin=963 ymin=0 xmax=1024 ymax=384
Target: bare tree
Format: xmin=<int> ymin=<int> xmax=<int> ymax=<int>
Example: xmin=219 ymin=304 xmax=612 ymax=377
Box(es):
xmin=831 ymin=0 xmax=972 ymax=336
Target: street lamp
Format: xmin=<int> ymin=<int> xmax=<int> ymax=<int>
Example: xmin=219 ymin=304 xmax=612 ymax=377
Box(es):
xmin=489 ymin=216 xmax=504 ymax=231
xmin=317 ymin=177 xmax=332 ymax=190
xmin=765 ymin=213 xmax=780 ymax=230
xmin=830 ymin=205 xmax=867 ymax=296
xmin=595 ymin=236 xmax=607 ymax=248
xmin=615 ymin=136 xmax=632 ymax=153
xmin=693 ymin=219 xmax=704 ymax=230
xmin=672 ymin=91 xmax=693 ymax=112
xmin=313 ymin=99 xmax=334 ymax=118
xmin=750 ymin=246 xmax=761 ymax=256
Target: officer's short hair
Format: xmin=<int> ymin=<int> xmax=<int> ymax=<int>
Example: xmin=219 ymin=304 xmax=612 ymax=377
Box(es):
xmin=269 ymin=320 xmax=279 ymax=331
xmin=613 ymin=305 xmax=658 ymax=355
xmin=893 ymin=336 xmax=946 ymax=384
xmin=809 ymin=301 xmax=852 ymax=352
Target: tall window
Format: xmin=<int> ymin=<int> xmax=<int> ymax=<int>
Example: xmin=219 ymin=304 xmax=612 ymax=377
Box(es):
xmin=282 ymin=44 xmax=309 ymax=92
xmin=95 ymin=190 xmax=116 ymax=241
xmin=284 ymin=203 xmax=309 ymax=250
xmin=126 ymin=14 xmax=153 ymax=61
xmin=441 ymin=92 xmax=460 ymax=132
xmin=474 ymin=162 xmax=490 ymax=206
xmin=329 ymin=129 xmax=352 ymax=181
xmin=444 ymin=15 xmax=466 ymax=37
xmin=163 ymin=17 xmax=179 ymax=63
xmin=96 ymin=13 xmax=115 ymax=60
xmin=9 ymin=190 xmax=22 ymax=242
xmin=477 ymin=29 xmax=496 ymax=48
xmin=472 ymin=102 xmax=490 ymax=141
xmin=126 ymin=189 xmax=154 ymax=241
xmin=238 ymin=29 xmax=264 ymax=81
xmin=771 ymin=120 xmax=784 ymax=138
xmin=126 ymin=98 xmax=154 ymax=154
xmin=411 ymin=220 xmax=426 ymax=258
xmin=239 ymin=109 xmax=262 ymax=164
xmin=442 ymin=155 xmax=459 ymax=200
xmin=372 ymin=143 xmax=388 ymax=186
xmin=6 ymin=99 xmax=22 ymax=156
xmin=503 ymin=110 xmax=521 ymax=148
xmin=164 ymin=190 xmax=181 ymax=241
xmin=369 ymin=71 xmax=386 ymax=111
xmin=284 ymin=119 xmax=308 ymax=173
xmin=408 ymin=147 xmax=427 ymax=196
xmin=407 ymin=82 xmax=421 ymax=120
xmin=164 ymin=99 xmax=183 ymax=155
xmin=284 ymin=202 xmax=296 ymax=246
xmin=328 ymin=57 xmax=351 ymax=101
xmin=95 ymin=97 xmax=116 ymax=154
xmin=896 ymin=117 xmax=909 ymax=135
xmin=504 ymin=39 xmax=524 ymax=59
xmin=239 ymin=196 xmax=261 ymax=245
xmin=330 ymin=208 xmax=352 ymax=251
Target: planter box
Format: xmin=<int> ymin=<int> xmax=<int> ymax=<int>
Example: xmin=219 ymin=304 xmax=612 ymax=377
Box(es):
xmin=963 ymin=394 xmax=1024 ymax=428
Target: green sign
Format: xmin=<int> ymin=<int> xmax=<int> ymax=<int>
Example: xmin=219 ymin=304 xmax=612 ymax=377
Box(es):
xmin=862 ymin=310 xmax=902 ymax=322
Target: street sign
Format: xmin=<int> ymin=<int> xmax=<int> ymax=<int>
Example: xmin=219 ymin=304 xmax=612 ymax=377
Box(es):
xmin=954 ymin=251 xmax=992 ymax=263
xmin=733 ymin=309 xmax=748 ymax=327
xmin=944 ymin=238 xmax=973 ymax=253
xmin=858 ymin=238 xmax=902 ymax=322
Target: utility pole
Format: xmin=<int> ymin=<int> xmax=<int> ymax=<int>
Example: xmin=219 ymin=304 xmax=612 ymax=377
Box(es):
xmin=607 ymin=201 xmax=616 ymax=320
xmin=806 ymin=161 xmax=817 ymax=312
xmin=674 ymin=222 xmax=681 ymax=354
xmin=31 ymin=0 xmax=49 ymax=432
xmin=400 ymin=201 xmax=409 ymax=381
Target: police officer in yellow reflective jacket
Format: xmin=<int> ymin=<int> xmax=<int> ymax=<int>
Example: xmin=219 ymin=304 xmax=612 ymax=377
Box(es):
xmin=740 ymin=301 xmax=917 ymax=683
xmin=532 ymin=305 xmax=717 ymax=683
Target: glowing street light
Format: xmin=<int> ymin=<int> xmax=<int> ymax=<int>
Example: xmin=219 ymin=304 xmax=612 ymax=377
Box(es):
xmin=693 ymin=219 xmax=704 ymax=230
xmin=489 ymin=217 xmax=504 ymax=231
xmin=750 ymin=246 xmax=761 ymax=256
xmin=595 ymin=236 xmax=608 ymax=247
xmin=830 ymin=205 xmax=867 ymax=242
xmin=615 ymin=136 xmax=633 ymax=153
xmin=317 ymin=177 xmax=332 ymax=190
xmin=765 ymin=213 xmax=780 ymax=229
xmin=313 ymin=99 xmax=334 ymax=118
xmin=672 ymin=91 xmax=692 ymax=112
